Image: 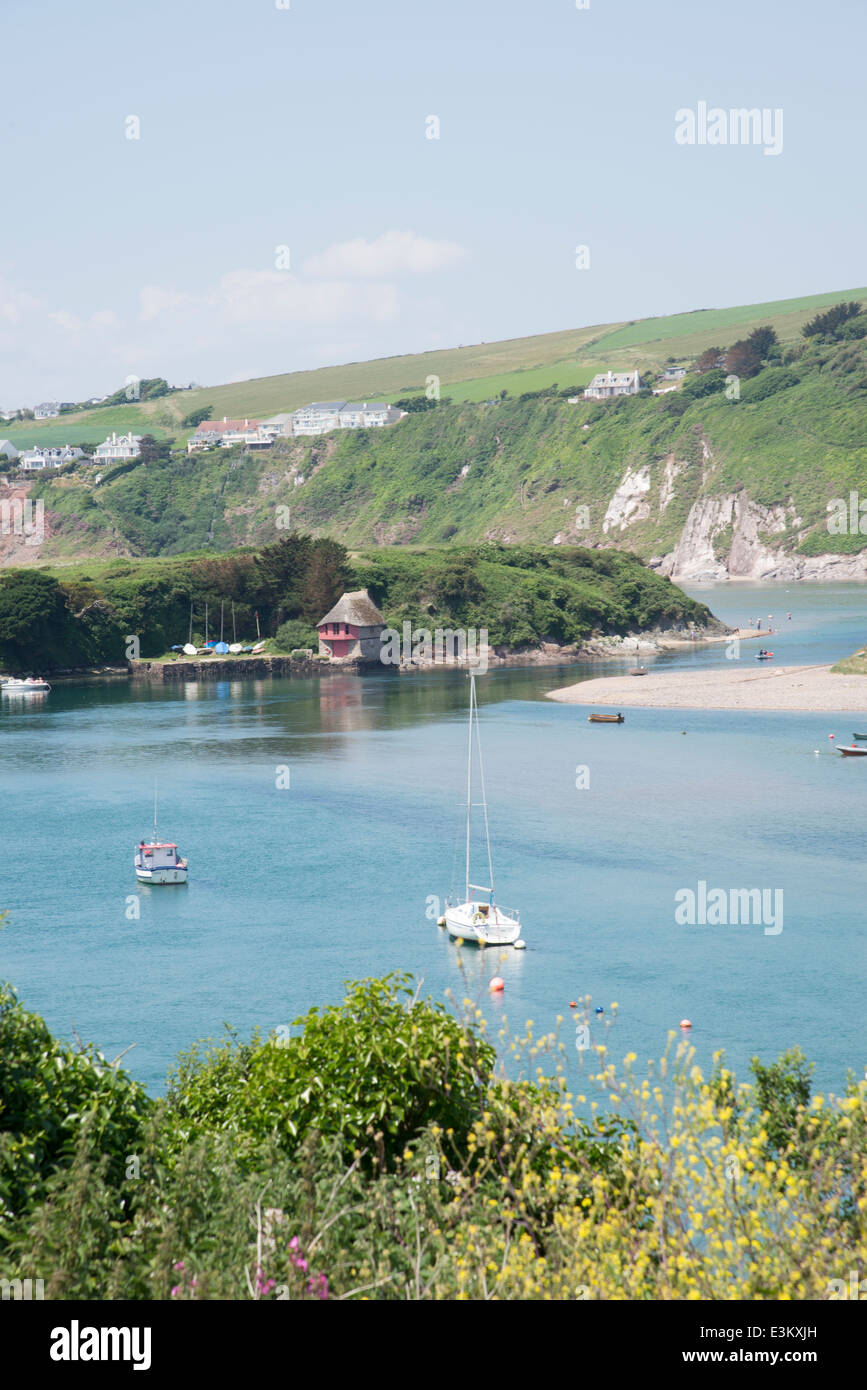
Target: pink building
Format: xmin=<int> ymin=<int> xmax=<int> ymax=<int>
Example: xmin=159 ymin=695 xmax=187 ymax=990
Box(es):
xmin=317 ymin=589 xmax=386 ymax=662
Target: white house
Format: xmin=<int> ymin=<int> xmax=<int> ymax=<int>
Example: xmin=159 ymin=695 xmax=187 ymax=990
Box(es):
xmin=33 ymin=402 xmax=61 ymax=419
xmin=291 ymin=400 xmax=403 ymax=436
xmin=583 ymin=370 xmax=642 ymax=399
xmin=93 ymin=432 xmax=142 ymax=463
xmin=291 ymin=401 xmax=345 ymax=436
xmin=260 ymin=413 xmax=294 ymax=438
xmin=19 ymin=445 xmax=85 ymax=471
xmin=0 ymin=439 xmax=19 ymax=460
xmin=661 ymin=366 xmax=686 ymax=381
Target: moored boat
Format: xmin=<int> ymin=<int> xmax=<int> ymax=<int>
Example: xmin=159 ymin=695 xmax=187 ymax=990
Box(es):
xmin=837 ymin=745 xmax=867 ymax=758
xmin=1 ymin=676 xmax=51 ymax=692
xmin=442 ymin=673 xmax=523 ymax=947
xmin=135 ymin=781 xmax=188 ymax=883
xmin=588 ymin=712 xmax=624 ymax=723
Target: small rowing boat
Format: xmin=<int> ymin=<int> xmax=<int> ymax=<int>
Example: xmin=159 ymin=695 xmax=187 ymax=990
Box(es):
xmin=853 ymin=733 xmax=867 ymax=741
xmin=629 ymin=667 xmax=648 ymax=676
xmin=588 ymin=712 xmax=624 ymax=723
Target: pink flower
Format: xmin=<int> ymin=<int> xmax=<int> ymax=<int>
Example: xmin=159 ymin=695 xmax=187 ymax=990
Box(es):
xmin=308 ymin=1273 xmax=329 ymax=1300
xmin=173 ymin=1261 xmax=185 ymax=1272
xmin=288 ymin=1236 xmax=299 ymax=1251
xmin=171 ymin=1286 xmax=181 ymax=1297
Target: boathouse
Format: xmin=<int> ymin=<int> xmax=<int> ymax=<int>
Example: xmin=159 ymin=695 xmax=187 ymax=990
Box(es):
xmin=317 ymin=589 xmax=386 ymax=663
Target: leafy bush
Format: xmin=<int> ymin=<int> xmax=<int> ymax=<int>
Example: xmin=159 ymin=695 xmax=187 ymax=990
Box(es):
xmin=161 ymin=975 xmax=496 ymax=1169
xmin=739 ymin=368 xmax=800 ymax=403
xmin=0 ymin=984 xmax=149 ymax=1252
xmin=273 ymin=618 xmax=318 ymax=652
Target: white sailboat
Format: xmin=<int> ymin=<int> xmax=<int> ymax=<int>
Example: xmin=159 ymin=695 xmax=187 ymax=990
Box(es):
xmin=443 ymin=673 xmax=524 ymax=947
xmin=134 ymin=781 xmax=188 ymax=885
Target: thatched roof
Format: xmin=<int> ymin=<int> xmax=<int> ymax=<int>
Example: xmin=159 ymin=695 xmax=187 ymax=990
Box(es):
xmin=317 ymin=589 xmax=385 ymax=628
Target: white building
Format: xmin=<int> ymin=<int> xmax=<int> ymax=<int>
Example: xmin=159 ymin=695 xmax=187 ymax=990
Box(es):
xmin=19 ymin=445 xmax=85 ymax=471
xmin=291 ymin=400 xmax=403 ymax=436
xmin=0 ymin=439 xmax=19 ymax=460
xmin=93 ymin=432 xmax=142 ymax=463
xmin=186 ymin=417 xmax=267 ymax=453
xmin=661 ymin=366 xmax=686 ymax=381
xmin=583 ymin=370 xmax=641 ymax=400
xmin=33 ymin=402 xmax=61 ymax=419
xmin=260 ymin=413 xmax=294 ymax=439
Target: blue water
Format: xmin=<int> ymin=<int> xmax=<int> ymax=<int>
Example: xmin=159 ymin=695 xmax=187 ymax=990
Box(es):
xmin=1 ymin=582 xmax=866 ymax=1096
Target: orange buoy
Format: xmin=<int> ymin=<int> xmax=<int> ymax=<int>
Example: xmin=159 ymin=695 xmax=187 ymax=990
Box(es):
xmin=569 ymin=1000 xmax=578 ymax=1008
xmin=829 ymin=734 xmax=835 ymax=740
xmin=489 ymin=976 xmax=505 ymax=993
xmin=680 ymin=1018 xmax=692 ymax=1030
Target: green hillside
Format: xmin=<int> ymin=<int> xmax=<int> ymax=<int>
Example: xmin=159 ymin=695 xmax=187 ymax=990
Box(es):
xmin=14 ymin=326 xmax=865 ymax=577
xmin=3 ymin=285 xmax=864 ymax=448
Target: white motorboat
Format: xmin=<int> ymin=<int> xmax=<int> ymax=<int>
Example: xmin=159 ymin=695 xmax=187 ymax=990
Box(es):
xmin=1 ymin=676 xmax=51 ymax=692
xmin=135 ymin=781 xmax=188 ymax=884
xmin=443 ymin=673 xmax=523 ymax=947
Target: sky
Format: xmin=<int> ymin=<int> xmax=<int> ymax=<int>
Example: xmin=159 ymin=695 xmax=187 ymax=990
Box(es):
xmin=1 ymin=0 xmax=864 ymax=406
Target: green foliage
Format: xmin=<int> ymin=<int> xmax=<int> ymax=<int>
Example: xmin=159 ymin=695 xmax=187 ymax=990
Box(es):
xmin=681 ymin=368 xmax=727 ymax=400
xmin=739 ymin=367 xmax=800 ymax=403
xmin=750 ymin=1047 xmax=813 ymax=1159
xmin=182 ymin=406 xmax=213 ymax=428
xmin=162 ymin=974 xmax=496 ymax=1168
xmin=392 ymin=395 xmax=451 ymax=412
xmin=0 ymin=571 xmax=76 ymax=668
xmin=273 ymin=618 xmax=318 ymax=651
xmin=0 ymin=984 xmax=149 ymax=1253
xmin=803 ymin=300 xmax=862 ymax=339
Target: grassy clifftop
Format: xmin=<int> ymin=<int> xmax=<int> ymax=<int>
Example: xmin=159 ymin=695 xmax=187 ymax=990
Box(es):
xmin=3 ymin=284 xmax=864 ymax=449
xmin=20 ymin=332 xmax=865 ymax=572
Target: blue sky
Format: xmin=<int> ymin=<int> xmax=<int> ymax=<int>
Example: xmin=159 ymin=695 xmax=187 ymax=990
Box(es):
xmin=1 ymin=0 xmax=864 ymax=404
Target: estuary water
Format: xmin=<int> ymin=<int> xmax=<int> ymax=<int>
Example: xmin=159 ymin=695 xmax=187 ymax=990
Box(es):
xmin=1 ymin=582 xmax=866 ymax=1096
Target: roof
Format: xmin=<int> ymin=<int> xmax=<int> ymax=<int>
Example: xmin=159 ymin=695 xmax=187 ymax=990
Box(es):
xmin=317 ymin=588 xmax=386 ymax=628
xmin=194 ymin=418 xmax=261 ymax=433
xmin=295 ymin=401 xmax=347 ymax=414
xmin=587 ymin=370 xmax=639 ymax=387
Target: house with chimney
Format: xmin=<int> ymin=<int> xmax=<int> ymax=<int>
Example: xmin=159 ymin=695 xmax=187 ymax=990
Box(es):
xmin=583 ymin=370 xmax=641 ymax=399
xmin=317 ymin=589 xmax=386 ymax=663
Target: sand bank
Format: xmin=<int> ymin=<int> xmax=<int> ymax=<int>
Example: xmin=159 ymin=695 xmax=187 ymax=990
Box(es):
xmin=547 ymin=664 xmax=867 ymax=713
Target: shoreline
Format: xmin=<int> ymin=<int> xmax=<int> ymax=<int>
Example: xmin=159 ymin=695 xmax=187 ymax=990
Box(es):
xmin=546 ymin=663 xmax=867 ymax=714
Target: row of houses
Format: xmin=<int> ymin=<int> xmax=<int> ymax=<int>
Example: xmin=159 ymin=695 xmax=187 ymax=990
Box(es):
xmin=0 ymin=432 xmax=143 ymax=470
xmin=186 ymin=401 xmax=405 ymax=453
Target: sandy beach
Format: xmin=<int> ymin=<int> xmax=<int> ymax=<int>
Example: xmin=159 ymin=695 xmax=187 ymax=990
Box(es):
xmin=547 ymin=663 xmax=867 ymax=713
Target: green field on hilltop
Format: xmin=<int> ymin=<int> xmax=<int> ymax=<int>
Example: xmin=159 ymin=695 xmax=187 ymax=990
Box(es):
xmin=5 ymin=285 xmax=865 ymax=448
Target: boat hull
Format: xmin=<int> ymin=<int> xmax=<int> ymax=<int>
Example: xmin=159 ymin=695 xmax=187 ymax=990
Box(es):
xmin=444 ymin=902 xmax=521 ymax=946
xmin=838 ymin=746 xmax=867 ymax=757
xmin=135 ymin=866 xmax=188 ymax=883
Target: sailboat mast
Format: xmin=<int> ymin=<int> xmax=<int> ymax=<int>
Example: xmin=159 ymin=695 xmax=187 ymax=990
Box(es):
xmin=153 ymin=778 xmax=158 ymax=842
xmin=188 ymin=601 xmax=193 ymax=644
xmin=465 ymin=674 xmax=474 ymax=901
xmin=220 ymin=600 xmax=224 ymax=643
xmin=232 ymin=601 xmax=236 ymax=643
xmin=205 ymin=603 xmax=209 ymax=645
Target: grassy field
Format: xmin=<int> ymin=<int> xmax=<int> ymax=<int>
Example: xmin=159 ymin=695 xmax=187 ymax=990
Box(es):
xmin=4 ymin=286 xmax=864 ymax=447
